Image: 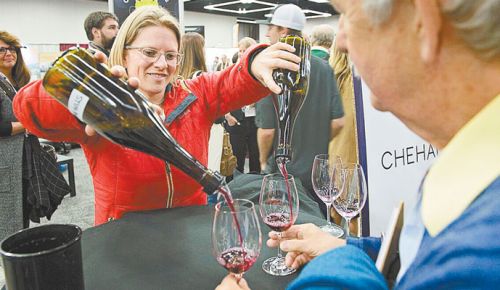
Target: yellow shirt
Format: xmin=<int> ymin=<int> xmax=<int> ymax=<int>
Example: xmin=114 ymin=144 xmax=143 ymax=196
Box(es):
xmin=422 ymin=94 xmax=500 ymax=236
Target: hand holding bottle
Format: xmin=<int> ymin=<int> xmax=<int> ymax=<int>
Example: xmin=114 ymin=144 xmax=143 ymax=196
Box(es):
xmin=250 ymin=42 xmax=301 ymax=94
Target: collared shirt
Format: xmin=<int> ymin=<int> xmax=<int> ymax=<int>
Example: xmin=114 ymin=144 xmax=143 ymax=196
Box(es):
xmin=422 ymin=94 xmax=500 ymax=236
xmin=398 ymin=94 xmax=500 ymax=280
xmin=88 ymin=41 xmax=110 ymax=57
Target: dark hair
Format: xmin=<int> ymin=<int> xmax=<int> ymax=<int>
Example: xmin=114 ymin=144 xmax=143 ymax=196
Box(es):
xmin=232 ymin=52 xmax=239 ymax=64
xmin=0 ymin=31 xmax=31 ymax=89
xmin=84 ymin=11 xmax=118 ymax=41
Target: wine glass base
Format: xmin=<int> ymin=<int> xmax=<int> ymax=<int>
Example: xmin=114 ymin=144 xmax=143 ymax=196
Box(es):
xmin=319 ymin=224 xmax=344 ymax=238
xmin=262 ymin=256 xmax=296 ymax=276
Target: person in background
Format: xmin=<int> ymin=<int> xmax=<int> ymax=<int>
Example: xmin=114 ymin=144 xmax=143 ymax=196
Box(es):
xmin=211 ymin=56 xmax=219 ymax=72
xmin=14 ymin=6 xmax=301 ymax=225
xmin=328 ymin=15 xmax=361 ymax=235
xmin=84 ymin=11 xmax=119 ymax=56
xmin=178 ymin=31 xmax=223 ymax=204
xmin=216 ymin=54 xmax=230 ymax=71
xmin=217 ymin=0 xmax=500 ymax=288
xmin=0 ymin=30 xmax=30 ymax=241
xmin=255 ymin=4 xmax=344 ymax=214
xmin=310 ymin=24 xmax=335 ymax=61
xmin=223 ymin=37 xmax=260 ymax=175
xmin=178 ymin=32 xmax=207 ymax=79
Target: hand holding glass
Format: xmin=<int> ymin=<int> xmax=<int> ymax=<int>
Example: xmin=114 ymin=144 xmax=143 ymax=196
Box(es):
xmin=259 ymin=173 xmax=299 ymax=276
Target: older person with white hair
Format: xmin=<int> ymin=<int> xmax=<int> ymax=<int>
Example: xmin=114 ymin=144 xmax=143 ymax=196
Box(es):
xmin=217 ymin=0 xmax=500 ymax=288
xmin=310 ymin=24 xmax=336 ymax=61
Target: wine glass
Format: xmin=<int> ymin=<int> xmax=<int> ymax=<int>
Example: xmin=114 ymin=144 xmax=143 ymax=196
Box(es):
xmin=311 ymin=154 xmax=344 ymax=237
xmin=212 ymin=199 xmax=262 ymax=281
xmin=259 ymin=173 xmax=299 ymax=276
xmin=333 ymin=163 xmax=367 ymax=237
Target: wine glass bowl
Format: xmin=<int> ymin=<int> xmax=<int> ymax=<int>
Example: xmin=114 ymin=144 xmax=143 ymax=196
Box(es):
xmin=311 ymin=154 xmax=344 ymax=237
xmin=212 ymin=199 xmax=261 ymax=280
xmin=259 ymin=173 xmax=299 ymax=276
xmin=333 ymin=163 xmax=367 ymax=237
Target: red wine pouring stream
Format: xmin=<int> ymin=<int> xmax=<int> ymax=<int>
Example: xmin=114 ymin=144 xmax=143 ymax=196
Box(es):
xmin=272 ymin=35 xmax=311 ymax=226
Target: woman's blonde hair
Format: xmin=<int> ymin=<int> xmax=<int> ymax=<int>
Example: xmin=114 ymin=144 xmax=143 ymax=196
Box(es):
xmin=238 ymin=37 xmax=257 ymax=51
xmin=0 ymin=30 xmax=31 ymax=89
xmin=178 ymin=32 xmax=207 ymax=79
xmin=108 ymin=6 xmax=181 ymax=82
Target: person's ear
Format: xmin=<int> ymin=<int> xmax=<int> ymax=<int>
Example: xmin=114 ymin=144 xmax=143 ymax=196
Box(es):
xmin=414 ymin=0 xmax=442 ymax=63
xmin=91 ymin=27 xmax=100 ymax=40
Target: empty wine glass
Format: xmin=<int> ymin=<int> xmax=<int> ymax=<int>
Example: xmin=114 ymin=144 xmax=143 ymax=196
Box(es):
xmin=311 ymin=154 xmax=344 ymax=237
xmin=259 ymin=173 xmax=299 ymax=276
xmin=212 ymin=199 xmax=262 ymax=281
xmin=333 ymin=163 xmax=367 ymax=237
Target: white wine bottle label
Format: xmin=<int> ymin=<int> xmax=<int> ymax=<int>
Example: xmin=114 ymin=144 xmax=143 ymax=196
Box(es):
xmin=68 ymin=89 xmax=90 ymax=122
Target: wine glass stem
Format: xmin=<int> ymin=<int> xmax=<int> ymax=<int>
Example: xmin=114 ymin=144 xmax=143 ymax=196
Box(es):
xmin=277 ymin=232 xmax=283 ymax=258
xmin=345 ymin=217 xmax=351 ymax=237
xmin=326 ymin=203 xmax=332 ymax=225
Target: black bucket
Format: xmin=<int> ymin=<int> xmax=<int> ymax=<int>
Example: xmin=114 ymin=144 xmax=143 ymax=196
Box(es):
xmin=0 ymin=224 xmax=84 ymax=290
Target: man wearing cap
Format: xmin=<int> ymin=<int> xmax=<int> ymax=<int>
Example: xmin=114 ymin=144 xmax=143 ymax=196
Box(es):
xmin=255 ymin=4 xmax=345 ymax=213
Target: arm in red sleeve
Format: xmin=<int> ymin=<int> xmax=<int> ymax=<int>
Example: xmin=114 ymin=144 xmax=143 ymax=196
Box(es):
xmin=185 ymin=43 xmax=271 ymax=123
xmin=13 ymin=80 xmax=94 ymax=144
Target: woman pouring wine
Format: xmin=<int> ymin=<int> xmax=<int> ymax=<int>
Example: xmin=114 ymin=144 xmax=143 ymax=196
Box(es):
xmin=13 ymin=6 xmax=301 ymax=225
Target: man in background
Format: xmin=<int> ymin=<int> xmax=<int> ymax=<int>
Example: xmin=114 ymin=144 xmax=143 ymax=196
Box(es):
xmin=255 ymin=4 xmax=344 ymax=213
xmin=84 ymin=11 xmax=119 ymax=56
xmin=310 ymin=24 xmax=335 ymax=61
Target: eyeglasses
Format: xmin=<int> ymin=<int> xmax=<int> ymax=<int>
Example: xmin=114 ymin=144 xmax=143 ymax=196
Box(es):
xmin=125 ymin=46 xmax=183 ymax=66
xmin=0 ymin=46 xmax=18 ymax=56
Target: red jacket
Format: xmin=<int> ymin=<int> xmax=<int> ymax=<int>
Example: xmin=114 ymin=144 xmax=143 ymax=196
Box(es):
xmin=14 ymin=45 xmax=270 ymax=225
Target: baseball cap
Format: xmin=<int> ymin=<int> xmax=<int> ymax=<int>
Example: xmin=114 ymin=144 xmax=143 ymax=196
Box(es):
xmin=258 ymin=4 xmax=306 ymax=31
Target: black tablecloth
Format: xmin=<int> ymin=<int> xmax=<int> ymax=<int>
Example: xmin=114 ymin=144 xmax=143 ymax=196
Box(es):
xmin=82 ymin=205 xmax=325 ymax=290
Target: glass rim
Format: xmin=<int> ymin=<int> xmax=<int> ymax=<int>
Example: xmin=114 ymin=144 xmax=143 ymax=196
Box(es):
xmin=0 ymin=224 xmax=82 ymax=259
xmin=215 ymin=198 xmax=255 ymax=213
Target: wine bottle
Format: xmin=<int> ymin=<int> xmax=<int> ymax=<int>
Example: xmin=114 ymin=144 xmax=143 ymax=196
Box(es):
xmin=271 ymin=35 xmax=311 ymax=165
xmin=42 ymin=48 xmax=223 ymax=196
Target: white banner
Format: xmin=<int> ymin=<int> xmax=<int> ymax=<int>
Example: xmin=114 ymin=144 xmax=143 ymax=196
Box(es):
xmin=355 ymin=78 xmax=438 ymax=235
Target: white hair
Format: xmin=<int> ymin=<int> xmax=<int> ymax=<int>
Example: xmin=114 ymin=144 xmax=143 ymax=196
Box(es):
xmin=362 ymin=0 xmax=500 ymax=59
xmin=442 ymin=0 xmax=500 ymax=59
xmin=311 ymin=24 xmax=336 ymax=48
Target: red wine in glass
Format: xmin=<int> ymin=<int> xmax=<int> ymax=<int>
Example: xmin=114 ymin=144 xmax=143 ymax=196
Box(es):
xmin=212 ymin=199 xmax=261 ymax=280
xmin=217 ymin=247 xmax=258 ymax=275
xmin=259 ymin=173 xmax=299 ymax=276
xmin=263 ymin=213 xmax=292 ymax=232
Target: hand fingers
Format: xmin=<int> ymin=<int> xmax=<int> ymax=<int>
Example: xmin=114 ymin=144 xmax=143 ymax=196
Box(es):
xmin=238 ymin=277 xmax=250 ymax=290
xmin=291 ymin=253 xmax=311 ymax=269
xmin=93 ymin=51 xmax=107 ymax=64
xmin=271 ymin=42 xmax=296 ymax=53
xmin=128 ymin=76 xmax=140 ymax=89
xmin=280 ymin=239 xmax=309 ymax=253
xmin=110 ymin=65 xmax=126 ymax=78
xmin=270 ymin=49 xmax=301 ymax=65
xmin=85 ymin=125 xmax=97 ymax=136
xmin=261 ymin=72 xmax=281 ymax=94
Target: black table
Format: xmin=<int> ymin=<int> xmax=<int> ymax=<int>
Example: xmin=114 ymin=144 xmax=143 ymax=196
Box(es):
xmin=82 ymin=205 xmax=325 ymax=290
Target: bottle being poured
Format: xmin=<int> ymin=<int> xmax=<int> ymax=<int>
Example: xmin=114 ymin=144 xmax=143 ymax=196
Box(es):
xmin=271 ymin=35 xmax=311 ymax=174
xmin=42 ymin=48 xmax=228 ymax=200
